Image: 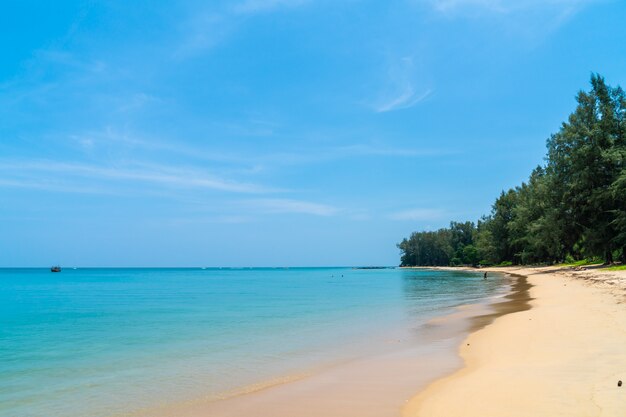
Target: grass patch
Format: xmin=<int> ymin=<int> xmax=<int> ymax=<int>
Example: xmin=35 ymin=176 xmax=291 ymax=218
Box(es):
xmin=605 ymin=264 xmax=626 ymax=271
xmin=557 ymin=258 xmax=604 ymax=267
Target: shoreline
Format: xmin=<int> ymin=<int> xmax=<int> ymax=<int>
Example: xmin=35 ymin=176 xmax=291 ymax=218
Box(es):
xmin=1 ymin=267 xmax=515 ymax=417
xmin=403 ymin=265 xmax=626 ymax=417
xmin=139 ymin=270 xmax=517 ymax=417
xmin=131 ymin=268 xmax=519 ymax=417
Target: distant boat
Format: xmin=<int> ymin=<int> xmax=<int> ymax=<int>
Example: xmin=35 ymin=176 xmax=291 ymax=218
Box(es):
xmin=50 ymin=266 xmax=62 ymax=272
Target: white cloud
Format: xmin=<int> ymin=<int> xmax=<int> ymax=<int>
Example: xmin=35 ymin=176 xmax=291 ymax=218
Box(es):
xmin=214 ymin=215 xmax=254 ymax=223
xmin=116 ymin=93 xmax=160 ymax=113
xmin=247 ymin=198 xmax=339 ymax=216
xmin=0 ymin=178 xmax=117 ymax=195
xmin=233 ymin=0 xmax=311 ymax=14
xmin=376 ymin=88 xmax=433 ymax=113
xmin=373 ymin=56 xmax=433 ymax=113
xmin=176 ymin=0 xmax=312 ymax=57
xmin=333 ymin=143 xmax=445 ymax=157
xmin=0 ymin=160 xmax=275 ymax=194
xmin=69 ymin=127 xmax=447 ymax=169
xmin=417 ymin=0 xmax=602 ymax=46
xmin=68 ymin=127 xmax=244 ymax=164
xmin=428 ymin=0 xmax=509 ymax=13
xmin=186 ymin=215 xmax=254 ymax=224
xmin=388 ymin=208 xmax=445 ymax=221
xmin=174 ymin=13 xmax=231 ymax=58
xmin=426 ymin=0 xmax=597 ymax=14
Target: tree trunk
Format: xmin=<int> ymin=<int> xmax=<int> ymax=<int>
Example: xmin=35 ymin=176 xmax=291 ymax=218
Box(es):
xmin=605 ymin=249 xmax=614 ymax=265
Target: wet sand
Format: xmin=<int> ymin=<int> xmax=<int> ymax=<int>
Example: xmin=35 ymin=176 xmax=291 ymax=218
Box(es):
xmin=138 ymin=273 xmax=527 ymax=417
xmin=129 ymin=270 xmax=530 ymax=417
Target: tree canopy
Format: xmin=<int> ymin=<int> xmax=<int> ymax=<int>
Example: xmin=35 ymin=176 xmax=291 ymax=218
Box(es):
xmin=398 ymin=75 xmax=626 ymax=267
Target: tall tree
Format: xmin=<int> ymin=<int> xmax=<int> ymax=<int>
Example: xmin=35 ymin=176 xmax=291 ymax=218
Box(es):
xmin=398 ymin=75 xmax=626 ymax=267
xmin=546 ymin=74 xmax=625 ymax=263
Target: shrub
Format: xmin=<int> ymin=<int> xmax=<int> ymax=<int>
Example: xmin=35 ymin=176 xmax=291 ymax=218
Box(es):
xmin=450 ymin=257 xmax=462 ymax=266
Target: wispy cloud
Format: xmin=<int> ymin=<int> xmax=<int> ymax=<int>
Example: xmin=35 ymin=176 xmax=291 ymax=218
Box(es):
xmin=67 ymin=127 xmax=245 ymax=164
xmin=417 ymin=0 xmax=602 ymax=46
xmin=232 ymin=0 xmax=311 ymax=15
xmin=426 ymin=0 xmax=598 ymax=14
xmin=67 ymin=126 xmax=448 ymax=169
xmin=116 ymin=92 xmax=160 ymax=113
xmin=0 ymin=178 xmax=119 ymax=195
xmin=328 ymin=143 xmax=451 ymax=158
xmin=0 ymin=48 xmax=108 ymax=110
xmin=427 ymin=0 xmax=513 ymax=13
xmin=176 ymin=0 xmax=312 ymax=57
xmin=246 ymin=198 xmax=340 ymax=216
xmin=376 ymin=88 xmax=433 ymax=113
xmin=220 ymin=143 xmax=449 ymax=168
xmin=372 ymin=56 xmax=433 ymax=113
xmin=174 ymin=13 xmax=231 ymax=58
xmin=388 ymin=208 xmax=445 ymax=221
xmin=168 ymin=215 xmax=254 ymax=225
xmin=0 ymin=160 xmax=276 ymax=194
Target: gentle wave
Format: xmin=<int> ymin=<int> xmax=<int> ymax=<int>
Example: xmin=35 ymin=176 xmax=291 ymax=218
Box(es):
xmin=0 ymin=267 xmax=508 ymax=417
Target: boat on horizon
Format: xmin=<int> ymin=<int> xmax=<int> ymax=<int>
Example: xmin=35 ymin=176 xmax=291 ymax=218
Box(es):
xmin=50 ymin=266 xmax=62 ymax=272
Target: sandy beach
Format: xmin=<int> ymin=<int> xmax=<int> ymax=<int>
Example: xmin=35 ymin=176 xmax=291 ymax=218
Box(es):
xmin=141 ymin=266 xmax=626 ymax=417
xmin=404 ymin=265 xmax=626 ymax=417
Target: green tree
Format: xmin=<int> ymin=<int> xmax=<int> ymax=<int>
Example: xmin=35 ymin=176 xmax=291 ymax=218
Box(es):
xmin=398 ymin=75 xmax=626 ymax=266
xmin=462 ymin=244 xmax=479 ymax=266
xmin=546 ymin=74 xmax=626 ymax=263
xmin=475 ymin=216 xmax=498 ymax=265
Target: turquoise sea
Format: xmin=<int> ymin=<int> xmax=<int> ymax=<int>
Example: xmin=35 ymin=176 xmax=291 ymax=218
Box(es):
xmin=0 ymin=267 xmax=508 ymax=417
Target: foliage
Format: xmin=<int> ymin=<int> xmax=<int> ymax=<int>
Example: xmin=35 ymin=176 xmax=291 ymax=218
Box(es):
xmin=397 ymin=222 xmax=477 ymax=266
xmin=556 ymin=257 xmax=604 ymax=267
xmin=398 ymin=75 xmax=626 ymax=266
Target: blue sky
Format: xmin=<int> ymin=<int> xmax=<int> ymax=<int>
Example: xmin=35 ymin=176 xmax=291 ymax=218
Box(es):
xmin=1 ymin=0 xmax=625 ymax=267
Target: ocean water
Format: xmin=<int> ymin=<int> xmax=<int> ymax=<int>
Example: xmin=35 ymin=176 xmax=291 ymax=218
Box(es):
xmin=0 ymin=267 xmax=508 ymax=417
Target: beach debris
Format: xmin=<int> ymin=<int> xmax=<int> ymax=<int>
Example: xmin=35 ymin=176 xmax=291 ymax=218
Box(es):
xmin=618 ymin=380 xmax=622 ymax=387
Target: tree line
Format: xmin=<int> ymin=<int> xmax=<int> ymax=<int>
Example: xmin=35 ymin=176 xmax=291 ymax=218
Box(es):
xmin=398 ymin=75 xmax=626 ymax=267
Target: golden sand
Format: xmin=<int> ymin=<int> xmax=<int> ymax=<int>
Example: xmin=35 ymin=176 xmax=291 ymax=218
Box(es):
xmin=404 ymin=266 xmax=626 ymax=417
